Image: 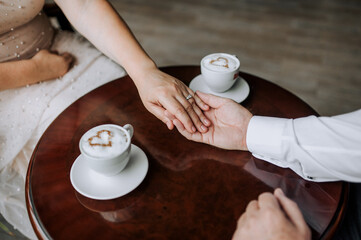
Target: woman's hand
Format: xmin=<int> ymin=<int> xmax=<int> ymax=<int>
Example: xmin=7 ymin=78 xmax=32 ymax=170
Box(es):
xmin=55 ymin=0 xmax=210 ymax=133
xmin=136 ymin=68 xmax=211 ymax=133
xmin=0 ymin=49 xmax=73 ymax=90
xmin=55 ymin=0 xmax=209 ymax=132
xmin=32 ymin=49 xmax=74 ymax=81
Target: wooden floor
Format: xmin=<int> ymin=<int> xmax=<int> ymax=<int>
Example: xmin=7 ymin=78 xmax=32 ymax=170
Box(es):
xmin=110 ymin=0 xmax=361 ymax=116
xmin=0 ymin=214 xmax=27 ymax=240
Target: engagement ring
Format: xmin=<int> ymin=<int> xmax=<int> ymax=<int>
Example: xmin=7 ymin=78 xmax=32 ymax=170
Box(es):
xmin=186 ymin=94 xmax=193 ymax=100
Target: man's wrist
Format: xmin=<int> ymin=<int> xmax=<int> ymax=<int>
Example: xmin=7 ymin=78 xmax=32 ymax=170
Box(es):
xmin=238 ymin=112 xmax=253 ymax=151
xmin=246 ymin=116 xmax=289 ymax=157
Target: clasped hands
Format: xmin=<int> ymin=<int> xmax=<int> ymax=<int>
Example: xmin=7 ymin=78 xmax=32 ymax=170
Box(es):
xmin=163 ymin=90 xmax=252 ymax=151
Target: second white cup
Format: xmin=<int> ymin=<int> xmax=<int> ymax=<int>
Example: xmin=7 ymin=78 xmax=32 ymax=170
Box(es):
xmin=201 ymin=53 xmax=240 ymax=93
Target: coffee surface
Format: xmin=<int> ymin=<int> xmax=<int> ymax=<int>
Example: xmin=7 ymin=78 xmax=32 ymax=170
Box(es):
xmin=203 ymin=54 xmax=238 ymax=72
xmin=81 ymin=126 xmax=128 ymax=158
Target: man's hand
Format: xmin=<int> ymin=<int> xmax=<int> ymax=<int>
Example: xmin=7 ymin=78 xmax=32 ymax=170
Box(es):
xmin=167 ymin=91 xmax=252 ymax=150
xmin=232 ymin=189 xmax=311 ymax=240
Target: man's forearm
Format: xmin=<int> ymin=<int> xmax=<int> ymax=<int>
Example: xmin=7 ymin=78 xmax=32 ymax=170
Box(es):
xmin=246 ymin=110 xmax=361 ymax=182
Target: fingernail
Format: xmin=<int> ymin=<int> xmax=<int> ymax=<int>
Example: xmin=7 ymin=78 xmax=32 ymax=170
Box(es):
xmin=201 ymin=125 xmax=207 ymax=131
xmin=276 ymin=188 xmax=284 ymax=196
xmin=204 ymin=119 xmax=210 ymax=125
xmin=192 ymin=126 xmax=196 ymax=132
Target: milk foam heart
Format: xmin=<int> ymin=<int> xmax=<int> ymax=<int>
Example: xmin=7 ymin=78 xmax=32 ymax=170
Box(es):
xmin=203 ymin=54 xmax=238 ymax=72
xmin=81 ymin=125 xmax=129 ymax=159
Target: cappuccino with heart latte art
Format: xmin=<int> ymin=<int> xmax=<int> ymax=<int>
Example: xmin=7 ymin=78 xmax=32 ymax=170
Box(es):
xmin=80 ymin=125 xmax=128 ymax=159
xmin=79 ymin=124 xmax=134 ymax=176
xmin=200 ymin=53 xmax=240 ymax=92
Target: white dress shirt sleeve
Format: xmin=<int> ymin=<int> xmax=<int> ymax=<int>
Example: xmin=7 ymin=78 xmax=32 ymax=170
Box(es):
xmin=246 ymin=109 xmax=361 ymax=182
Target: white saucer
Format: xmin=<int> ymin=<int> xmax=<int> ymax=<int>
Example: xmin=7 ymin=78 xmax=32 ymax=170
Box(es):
xmin=189 ymin=75 xmax=250 ymax=103
xmin=70 ymin=144 xmax=148 ymax=200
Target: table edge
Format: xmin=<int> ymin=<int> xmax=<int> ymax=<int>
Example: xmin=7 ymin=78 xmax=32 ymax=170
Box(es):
xmin=320 ymin=181 xmax=349 ymax=240
xmin=25 ymin=141 xmax=50 ymax=240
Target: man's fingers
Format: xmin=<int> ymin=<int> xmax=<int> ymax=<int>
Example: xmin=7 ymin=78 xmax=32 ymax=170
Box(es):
xmin=195 ymin=91 xmax=229 ymax=108
xmin=245 ymin=200 xmax=259 ymax=213
xmin=236 ymin=212 xmax=247 ymax=228
xmin=274 ymin=188 xmax=308 ymax=231
xmin=258 ymin=192 xmax=280 ymax=210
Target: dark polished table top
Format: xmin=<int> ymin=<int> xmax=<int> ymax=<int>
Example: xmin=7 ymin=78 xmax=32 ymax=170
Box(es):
xmin=26 ymin=66 xmax=348 ymax=240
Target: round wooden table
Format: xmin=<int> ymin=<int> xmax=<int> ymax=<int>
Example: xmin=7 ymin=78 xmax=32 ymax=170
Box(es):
xmin=26 ymin=66 xmax=348 ymax=240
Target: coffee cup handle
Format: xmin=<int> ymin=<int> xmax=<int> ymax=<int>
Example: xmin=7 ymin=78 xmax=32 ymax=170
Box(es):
xmin=123 ymin=124 xmax=134 ymax=139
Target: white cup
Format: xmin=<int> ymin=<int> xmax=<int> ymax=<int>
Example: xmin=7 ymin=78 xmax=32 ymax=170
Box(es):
xmin=79 ymin=124 xmax=134 ymax=176
xmin=201 ymin=53 xmax=240 ymax=92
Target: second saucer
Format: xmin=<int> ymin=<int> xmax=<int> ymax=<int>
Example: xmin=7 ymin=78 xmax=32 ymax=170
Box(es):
xmin=189 ymin=75 xmax=250 ymax=103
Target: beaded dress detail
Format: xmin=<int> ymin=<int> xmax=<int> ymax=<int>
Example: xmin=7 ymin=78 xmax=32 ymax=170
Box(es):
xmin=0 ymin=0 xmax=53 ymax=62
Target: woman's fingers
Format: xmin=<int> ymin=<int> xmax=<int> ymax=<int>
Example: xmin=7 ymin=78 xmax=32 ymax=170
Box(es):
xmin=163 ymin=79 xmax=210 ymax=132
xmin=189 ymin=91 xmax=211 ymax=126
xmin=160 ymin=96 xmax=197 ymax=133
xmin=166 ymin=110 xmax=204 ymax=143
xmin=192 ymin=90 xmax=210 ymax=111
xmin=159 ymin=84 xmax=210 ymax=133
xmin=149 ymin=104 xmax=174 ymax=130
xmin=164 ymin=110 xmax=175 ymax=121
xmin=141 ymin=71 xmax=211 ymax=133
xmin=61 ymin=52 xmax=74 ymax=64
xmin=173 ymin=119 xmax=203 ymax=142
xmin=176 ymin=94 xmax=209 ymax=133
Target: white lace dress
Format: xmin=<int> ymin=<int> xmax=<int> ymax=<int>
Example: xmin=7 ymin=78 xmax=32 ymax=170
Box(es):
xmin=0 ymin=30 xmax=126 ymax=239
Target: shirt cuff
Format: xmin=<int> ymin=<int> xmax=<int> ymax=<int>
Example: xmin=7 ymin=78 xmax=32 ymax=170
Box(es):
xmin=246 ymin=116 xmax=289 ymax=158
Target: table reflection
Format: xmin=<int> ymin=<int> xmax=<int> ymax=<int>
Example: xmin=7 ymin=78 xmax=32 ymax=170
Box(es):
xmin=244 ymin=157 xmax=339 ymax=235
